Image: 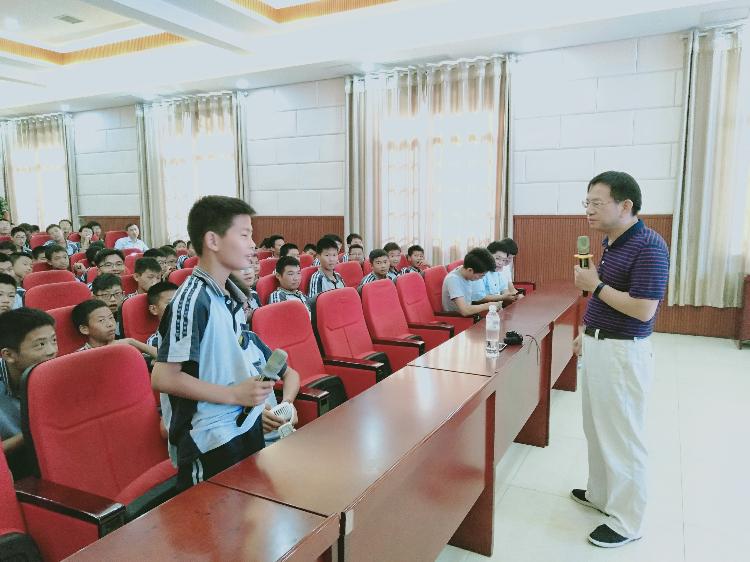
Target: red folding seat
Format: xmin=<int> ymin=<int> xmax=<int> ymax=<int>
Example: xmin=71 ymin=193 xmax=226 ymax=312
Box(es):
xmin=254 ymin=300 xmax=386 ymax=404
xmin=104 ymin=230 xmax=127 ymax=248
xmin=21 ymin=346 xmax=177 ymax=524
xmin=48 ymin=305 xmax=87 ymax=356
xmin=120 ymin=274 xmax=139 ymax=295
xmin=121 ymin=294 xmax=159 ymax=343
xmin=67 ymin=233 xmax=81 ymax=242
xmin=362 ymin=279 xmax=451 ymax=352
xmin=259 ymin=257 xmax=278 ymax=278
xmin=121 ymin=248 xmax=142 ymax=257
xmin=397 ymin=255 xmax=409 ymax=270
xmin=408 ymin=268 xmax=478 ymax=334
xmin=182 ymin=256 xmax=198 ymax=269
xmin=22 ymin=270 xmax=75 ymax=290
xmin=0 ymin=450 xmax=41 ymax=561
xmin=299 ymin=254 xmax=314 ymax=268
xmin=168 ymin=267 xmax=193 ymax=286
xmin=0 ymin=235 xmax=11 ymax=243
xmin=69 ymin=251 xmax=87 ymax=267
xmin=256 ymin=250 xmax=273 ymax=260
xmin=299 ymin=265 xmax=317 ymax=295
xmin=446 ymin=259 xmax=463 ymax=272
xmin=255 ymin=274 xmax=279 ymax=305
xmin=362 ymin=259 xmax=373 ymax=275
xmin=24 ymin=282 xmax=91 ymax=312
xmin=313 ymin=287 xmax=424 ymax=374
xmin=86 ymin=267 xmax=100 ymax=283
xmin=29 ymin=234 xmax=51 ymax=249
xmin=334 ymin=261 xmax=363 ymax=288
xmin=31 ymin=262 xmax=51 ymax=273
xmin=124 ymin=252 xmax=143 ymax=272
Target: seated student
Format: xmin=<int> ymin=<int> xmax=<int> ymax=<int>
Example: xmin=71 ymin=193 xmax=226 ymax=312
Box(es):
xmin=143 ymin=248 xmax=168 ymax=279
xmin=45 ymin=245 xmax=70 ymax=271
xmin=382 ymin=242 xmax=402 ymax=280
xmin=172 ymin=240 xmax=188 ymax=252
xmin=0 ymin=308 xmax=58 ymax=477
xmin=58 ymin=219 xmax=73 ymax=240
xmin=30 ymin=246 xmax=46 ymax=264
xmin=78 ymin=224 xmax=94 ymax=252
xmin=73 ymin=241 xmax=105 ymax=281
xmin=176 ymin=241 xmax=196 ymax=269
xmin=10 ymin=227 xmax=29 ymax=252
xmin=43 ymin=224 xmax=79 ymax=255
xmin=144 ymin=282 xmax=178 ymax=356
xmin=0 ymin=273 xmax=17 ymax=314
xmin=471 ymin=239 xmax=523 ymax=305
xmin=0 ymin=255 xmax=12 ymax=277
xmin=442 ymin=248 xmax=497 ymax=317
xmin=308 ymin=237 xmax=345 ymax=298
xmin=348 ymin=243 xmax=365 ymax=265
xmin=114 ymin=223 xmax=149 ymax=252
xmin=0 ymin=241 xmax=16 ymax=255
xmin=278 ymin=243 xmax=300 ymax=259
xmin=125 ymin=257 xmax=162 ymax=300
xmin=268 ymin=256 xmax=310 ymax=312
xmin=313 ymin=234 xmax=345 ymax=266
xmin=234 ymin=266 xmax=261 ymax=323
xmin=346 ymin=233 xmax=363 ymax=252
xmin=495 ymin=238 xmax=521 ymax=296
xmin=248 ymin=253 xmax=260 ymax=280
xmin=359 ymin=249 xmax=392 ymax=288
xmin=86 ymin=221 xmax=102 ymax=240
xmin=401 ymin=244 xmax=426 ymax=275
xmin=72 ymin=299 xmax=154 ymax=355
xmin=91 ymin=274 xmax=125 ymax=338
xmin=160 ymin=245 xmax=179 ymax=277
xmin=9 ymin=253 xmax=32 ymax=308
xmin=302 ymin=243 xmax=317 ymax=257
xmin=268 ymin=235 xmax=285 ymax=258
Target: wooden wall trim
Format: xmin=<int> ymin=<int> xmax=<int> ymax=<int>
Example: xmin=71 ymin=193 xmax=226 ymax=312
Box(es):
xmin=251 ymin=216 xmax=344 ymax=250
xmin=79 ymin=216 xmax=140 ymax=236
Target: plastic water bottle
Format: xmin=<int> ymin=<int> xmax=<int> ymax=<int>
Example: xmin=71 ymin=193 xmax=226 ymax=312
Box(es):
xmin=485 ymin=304 xmax=501 ymax=357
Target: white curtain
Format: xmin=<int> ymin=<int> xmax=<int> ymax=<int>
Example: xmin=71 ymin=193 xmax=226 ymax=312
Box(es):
xmin=347 ymin=56 xmax=510 ymax=265
xmin=138 ymin=93 xmax=240 ymax=246
xmin=669 ymin=26 xmax=750 ymax=308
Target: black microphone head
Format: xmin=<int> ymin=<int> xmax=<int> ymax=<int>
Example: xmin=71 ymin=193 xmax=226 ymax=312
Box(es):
xmin=577 ymin=235 xmax=590 ymax=255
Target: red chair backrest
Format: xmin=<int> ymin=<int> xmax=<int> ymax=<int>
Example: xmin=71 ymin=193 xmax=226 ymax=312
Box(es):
xmin=104 ymin=230 xmax=127 ymax=248
xmin=299 ymin=254 xmax=313 ymax=268
xmin=446 ymin=259 xmax=463 ymax=272
xmin=0 ymin=235 xmax=11 ymax=243
xmin=24 ymin=346 xmax=167 ymax=502
xmin=182 ymin=256 xmax=199 ymax=269
xmin=334 ymin=261 xmax=363 ymax=288
xmin=314 ymin=287 xmax=374 ymax=359
xmin=396 ymin=272 xmax=439 ymax=324
xmin=168 ymin=268 xmax=193 ymax=286
xmin=255 ymin=274 xmax=279 ymax=305
xmin=121 ymin=248 xmax=142 ymax=257
xmin=299 ymin=266 xmax=317 ymax=295
xmin=120 ymin=274 xmax=139 ymax=295
xmin=362 ymin=259 xmax=373 ymax=275
xmin=398 ymin=255 xmax=409 ymax=270
xmin=24 ymin=282 xmax=91 ymax=311
xmin=0 ymin=450 xmax=26 ymax=537
xmin=67 ymin=233 xmax=81 ymax=242
xmin=361 ymin=279 xmax=412 ymax=339
xmin=124 ymin=253 xmax=143 ymax=272
xmin=69 ymin=252 xmax=87 ymax=267
xmin=22 ymin=270 xmax=75 ymax=290
xmin=175 ymin=248 xmax=188 ymax=257
xmin=31 ymin=262 xmax=52 ymax=273
xmin=121 ymin=294 xmax=159 ymax=343
xmin=86 ymin=267 xmax=99 ymax=283
xmin=256 ymin=250 xmax=273 ymax=260
xmin=30 ymin=234 xmax=51 ymax=249
xmin=423 ymin=266 xmax=448 ymax=313
xmin=48 ymin=305 xmax=87 ymax=356
xmin=259 ymin=258 xmax=278 ymax=278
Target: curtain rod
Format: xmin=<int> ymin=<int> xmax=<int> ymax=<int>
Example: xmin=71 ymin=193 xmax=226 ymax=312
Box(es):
xmin=352 ymin=54 xmax=508 ymax=79
xmin=0 ymin=112 xmax=66 ymax=123
xmin=143 ymin=90 xmax=234 ymax=105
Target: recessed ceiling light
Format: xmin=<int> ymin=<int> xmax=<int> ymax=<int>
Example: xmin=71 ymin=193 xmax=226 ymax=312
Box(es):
xmin=3 ymin=17 xmax=20 ymax=31
xmin=236 ymin=78 xmax=250 ymax=89
xmin=54 ymin=15 xmax=84 ymax=25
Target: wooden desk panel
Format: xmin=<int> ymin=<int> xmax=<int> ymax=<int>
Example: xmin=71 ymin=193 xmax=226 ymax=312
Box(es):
xmin=65 ymin=482 xmax=339 ymax=562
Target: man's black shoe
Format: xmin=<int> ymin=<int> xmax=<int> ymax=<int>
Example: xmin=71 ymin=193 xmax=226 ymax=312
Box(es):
xmin=588 ymin=524 xmax=641 ymax=548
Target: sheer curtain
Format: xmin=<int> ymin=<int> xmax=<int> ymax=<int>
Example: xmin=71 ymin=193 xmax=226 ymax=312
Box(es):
xmin=138 ymin=93 xmax=241 ymax=246
xmin=0 ymin=114 xmax=76 ymax=227
xmin=347 ymin=56 xmax=510 ymax=264
xmin=669 ymin=26 xmax=750 ymax=308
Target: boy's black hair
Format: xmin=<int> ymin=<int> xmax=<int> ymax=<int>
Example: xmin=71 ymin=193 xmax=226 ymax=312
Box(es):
xmin=487 ymin=238 xmax=518 ymax=256
xmin=407 ymin=244 xmax=424 ymax=256
xmin=85 ymin=241 xmax=105 ymax=264
xmin=463 ymin=248 xmax=496 ymax=274
xmin=45 ymin=224 xmax=61 ymax=234
xmin=346 ymin=233 xmax=362 ymax=245
xmin=86 ymin=221 xmax=101 ymax=229
xmin=31 ymin=246 xmax=46 ymax=260
xmin=134 ymin=257 xmax=161 ymax=275
xmin=587 ymin=171 xmax=642 ymax=215
xmin=0 ymin=272 xmax=17 ymax=288
xmin=383 ymin=242 xmax=400 ymax=254
xmin=79 ymin=224 xmax=93 ymax=233
xmin=72 ymin=299 xmax=110 ymax=332
xmin=172 ymin=239 xmax=186 ymax=247
xmin=187 ymin=196 xmax=255 ymax=256
xmin=369 ymin=249 xmax=388 ymax=263
xmin=44 ymin=244 xmax=67 ymax=261
xmin=10 ymin=226 xmax=27 ymax=238
xmin=275 ymin=255 xmax=300 ymax=275
xmin=0 ymin=307 xmax=55 ymax=351
xmin=303 ymin=243 xmax=317 ymax=253
xmin=279 ymin=243 xmax=298 ymax=257
xmin=59 ymin=219 xmax=72 ymax=227
xmin=323 ymin=233 xmax=343 ymax=244
xmin=9 ymin=252 xmax=32 ymax=265
xmin=159 ymin=245 xmax=177 ymax=257
xmin=0 ymin=241 xmax=16 ymax=252
xmin=91 ymin=273 xmax=122 ymax=294
xmin=348 ymin=244 xmax=364 ymax=253
xmin=147 ymin=281 xmax=178 ymax=306
xmin=143 ymin=248 xmax=166 ymax=259
xmin=268 ymin=234 xmax=285 ymax=247
xmin=94 ymin=248 xmax=124 ymax=266
xmin=125 ymin=223 xmax=137 ymax=230
xmin=30 ymin=225 xmax=40 ymax=233
xmin=316 ymin=237 xmax=339 ymax=254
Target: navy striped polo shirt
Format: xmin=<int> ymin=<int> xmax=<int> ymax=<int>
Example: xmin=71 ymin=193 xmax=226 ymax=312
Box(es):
xmin=583 ymin=219 xmax=669 ymax=338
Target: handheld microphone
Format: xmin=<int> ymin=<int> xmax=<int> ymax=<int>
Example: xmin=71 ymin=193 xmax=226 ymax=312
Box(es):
xmin=575 ymin=236 xmax=593 ymax=297
xmin=236 ymin=348 xmax=288 ymax=427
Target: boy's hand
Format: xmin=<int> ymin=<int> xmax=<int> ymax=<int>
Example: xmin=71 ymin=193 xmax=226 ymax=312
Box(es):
xmin=262 ymin=404 xmax=285 ymax=433
xmin=572 ymin=334 xmax=582 ymax=356
xmin=233 ymin=379 xmax=273 ymax=407
xmin=73 ymin=262 xmax=86 ymax=275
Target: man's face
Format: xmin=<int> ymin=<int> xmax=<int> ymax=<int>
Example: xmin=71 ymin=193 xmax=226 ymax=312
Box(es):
xmin=127 ymin=225 xmax=140 ymax=239
xmin=59 ymin=221 xmax=72 ymax=238
xmin=149 ymin=290 xmax=176 ymax=319
xmin=211 ymin=215 xmax=255 ymax=272
xmin=248 ymin=256 xmax=260 ymax=276
xmin=285 ymin=248 xmax=300 ymax=259
xmin=94 ymin=285 xmax=124 ymax=312
xmin=49 ymin=251 xmax=69 ymax=270
xmin=174 ymin=241 xmax=187 ymax=251
xmin=372 ymin=255 xmax=390 ymax=277
xmin=0 ymin=261 xmax=12 ymax=275
xmin=91 ymin=225 xmax=102 ymax=237
xmin=272 ymin=239 xmax=285 ymax=256
xmin=82 ymin=307 xmax=117 ymax=344
xmin=155 ymin=256 xmax=168 ymax=275
xmin=12 ymin=256 xmax=32 ymax=281
xmin=304 ymin=248 xmax=316 ymax=257
xmin=348 ymin=248 xmax=364 ymax=263
xmin=320 ymin=248 xmax=339 ymax=271
xmin=48 ymin=226 xmax=64 ymax=243
xmin=4 ymin=325 xmax=58 ymax=372
xmin=492 ymin=251 xmax=512 ymax=271
xmin=80 ymin=227 xmax=93 ymax=240
xmin=585 ymin=183 xmax=628 ymax=232
xmin=464 ymin=268 xmax=486 ymax=282
xmin=0 ymin=283 xmax=15 ymax=313
xmin=12 ymin=231 xmax=27 ymax=248
xmin=165 ymin=255 xmax=177 ymax=270
xmin=135 ymin=269 xmax=161 ymax=293
xmin=277 ymin=265 xmax=301 ymax=291
xmin=236 ymin=267 xmax=256 ymax=288
xmin=408 ymin=251 xmax=424 ymax=267
xmin=99 ymin=254 xmax=125 ymax=275
xmin=0 ymin=221 xmax=11 ymax=235
xmin=387 ymin=250 xmax=401 ymax=269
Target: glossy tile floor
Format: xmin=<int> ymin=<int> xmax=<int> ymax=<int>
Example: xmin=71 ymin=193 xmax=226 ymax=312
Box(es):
xmin=436 ymin=333 xmax=750 ymax=562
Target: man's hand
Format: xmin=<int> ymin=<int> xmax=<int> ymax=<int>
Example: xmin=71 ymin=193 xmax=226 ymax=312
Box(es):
xmin=572 ymin=334 xmax=582 ymax=356
xmin=232 ymin=379 xmax=274 ymax=407
xmin=574 ymin=263 xmax=601 ymax=293
xmin=73 ymin=262 xmax=86 ymax=276
xmin=262 ymin=404 xmax=285 ymax=433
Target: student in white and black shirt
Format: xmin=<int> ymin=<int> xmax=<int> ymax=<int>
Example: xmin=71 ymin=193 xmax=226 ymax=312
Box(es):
xmin=308 ymin=237 xmax=345 ymax=298
xmin=268 ymin=256 xmax=310 ymax=313
xmin=401 ymin=244 xmax=426 ymax=275
xmin=358 ymin=249 xmax=393 ymax=289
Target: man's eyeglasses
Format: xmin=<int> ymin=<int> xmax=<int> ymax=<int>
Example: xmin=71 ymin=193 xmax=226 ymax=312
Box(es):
xmin=95 ymin=291 xmax=123 ymax=300
xmin=581 ymin=199 xmax=613 ymax=209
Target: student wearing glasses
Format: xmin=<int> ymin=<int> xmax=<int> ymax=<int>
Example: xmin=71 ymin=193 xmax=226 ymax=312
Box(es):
xmin=470 ymin=239 xmax=522 ymax=305
xmin=91 ymin=274 xmax=125 ymax=339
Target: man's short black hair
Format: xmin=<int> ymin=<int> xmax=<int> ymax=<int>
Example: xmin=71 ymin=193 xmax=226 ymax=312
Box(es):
xmin=0 ymin=307 xmax=55 ymax=351
xmin=147 ymin=281 xmax=178 ymax=306
xmin=29 ymin=225 xmax=40 ymax=233
xmin=159 ymin=245 xmax=177 ymax=257
xmin=134 ymin=257 xmax=161 ymax=275
xmin=44 ymin=244 xmax=67 ymax=261
xmin=92 ymin=273 xmax=122 ymax=294
xmin=187 ymin=196 xmax=255 ymax=256
xmin=407 ymin=244 xmax=424 ymax=256
xmin=143 ymin=248 xmax=166 ymax=259
xmin=31 ymin=246 xmax=46 ymax=260
xmin=59 ymin=219 xmax=72 ymax=227
xmin=86 ymin=221 xmax=101 ymax=229
xmin=348 ymin=244 xmax=364 ymax=253
xmin=588 ymin=171 xmax=642 ymax=215
xmin=279 ymin=243 xmax=298 ymax=257
xmin=463 ymin=248 xmax=496 ymax=274
xmin=85 ymin=241 xmax=105 ymax=264
xmin=316 ymin=237 xmax=339 ymax=254
xmin=275 ymin=256 xmax=300 ymax=275
xmin=346 ymin=233 xmax=362 ymax=245
xmin=303 ymin=243 xmax=317 ymax=253
xmin=10 ymin=226 xmax=26 ymax=238
xmin=72 ymin=299 xmax=109 ymax=331
xmin=124 ymin=223 xmax=138 ymax=230
xmin=94 ymin=248 xmax=124 ymax=266
xmin=9 ymin=252 xmax=32 ymax=265
xmin=268 ymin=234 xmax=285 ymax=247
xmin=369 ymin=249 xmax=388 ymax=263
xmin=383 ymin=242 xmax=400 ymax=253
xmin=0 ymin=272 xmax=17 ymax=289
xmin=323 ymin=233 xmax=343 ymax=244
xmin=0 ymin=241 xmax=16 ymax=253
xmin=487 ymin=238 xmax=518 ymax=256
xmin=45 ymin=224 xmax=61 ymax=234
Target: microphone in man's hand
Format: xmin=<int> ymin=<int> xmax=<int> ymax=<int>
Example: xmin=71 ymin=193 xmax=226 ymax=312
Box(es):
xmin=235 ymin=348 xmax=288 ymax=427
xmin=575 ymin=235 xmax=593 ymax=297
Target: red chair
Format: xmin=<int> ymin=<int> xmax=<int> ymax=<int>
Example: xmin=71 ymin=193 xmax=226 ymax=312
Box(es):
xmin=396 ymin=272 xmax=465 ymax=340
xmin=256 ymin=250 xmax=273 ymax=260
xmin=335 ymin=261 xmax=363 ymax=288
xmin=362 ymin=259 xmax=373 ymax=275
xmin=121 ymin=248 xmax=142 ymax=257
xmin=69 ymin=252 xmax=87 ymax=267
xmin=259 ymin=257 xmax=278 ymax=278
xmin=24 ymin=282 xmax=91 ymax=312
xmin=182 ymin=256 xmax=198 ymax=269
xmin=446 ymin=259 xmax=463 ymax=272
xmin=30 ymin=262 xmax=52 ymax=273
xmin=299 ymin=266 xmax=317 ymax=295
xmin=104 ymin=230 xmax=127 ymax=249
xmin=22 ymin=270 xmax=75 ymax=290
xmin=255 ymin=274 xmax=279 ymax=305
xmin=422 ymin=266 xmax=478 ymax=334
xmin=21 ymin=346 xmax=177 ymax=523
xmin=313 ymin=287 xmax=424 ymax=376
xmin=120 ymin=274 xmax=139 ymax=295
xmin=124 ymin=253 xmax=143 ymax=272
xmin=168 ymin=268 xmax=193 ymax=286
xmin=175 ymin=248 xmax=188 ymax=257
xmin=121 ymin=294 xmax=159 ymax=343
xmin=0 ymin=235 xmax=10 ymax=243
xmin=299 ymin=254 xmax=314 ymax=268
xmin=363 ymin=279 xmax=451 ymax=353
xmin=398 ymin=255 xmax=409 ymax=270
xmin=0 ymin=450 xmax=41 ymax=561
xmin=86 ymin=267 xmax=100 ymax=283
xmin=255 ymin=300 xmax=385 ymax=402
xmin=67 ymin=233 xmax=81 ymax=242
xmin=48 ymin=305 xmax=87 ymax=356
xmin=30 ymin=234 xmax=51 ymax=249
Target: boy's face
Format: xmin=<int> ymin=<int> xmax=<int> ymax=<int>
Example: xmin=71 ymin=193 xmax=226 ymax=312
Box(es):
xmin=174 ymin=241 xmax=187 ymax=251
xmin=236 ymin=267 xmax=256 ymax=287
xmin=272 ymin=239 xmax=285 ymax=256
xmin=94 ymin=285 xmax=124 ymax=312
xmin=80 ymin=227 xmax=93 ymax=240
xmin=248 ymin=255 xmax=260 ymax=276
xmin=0 ymin=261 xmax=12 ymax=275
xmin=493 ymin=251 xmax=512 ymax=271
xmin=12 ymin=231 xmax=27 ymax=248
xmin=0 ymin=283 xmax=15 ymax=313
xmin=277 ymin=265 xmax=301 ymax=291
xmin=99 ymin=254 xmax=125 ymax=275
xmin=304 ymin=248 xmax=316 ymax=257
xmin=81 ymin=307 xmax=116 ymax=344
xmin=408 ymin=251 xmax=425 ymax=267
xmin=211 ymin=215 xmax=255 ymax=272
xmin=92 ymin=225 xmax=102 ymax=236
xmin=48 ymin=226 xmax=65 ymax=243
xmin=155 ymin=256 xmax=168 ymax=274
xmin=49 ymin=251 xmax=69 ymax=270
xmin=3 ymin=325 xmax=57 ymax=372
xmin=127 ymin=225 xmax=140 ymax=239
xmin=463 ymin=267 xmax=486 ymax=282
xmin=165 ymin=255 xmax=178 ymax=270
xmin=13 ymin=256 xmax=32 ymax=281
xmin=0 ymin=221 xmax=10 ymax=235
xmin=59 ymin=221 xmax=72 ymax=237
xmin=285 ymin=248 xmax=300 ymax=259
xmin=372 ymin=255 xmax=390 ymax=277
xmin=149 ymin=290 xmax=176 ymax=319
xmin=135 ymin=269 xmax=161 ymax=293
xmin=348 ymin=248 xmax=364 ymax=263
xmin=387 ymin=250 xmax=401 ymax=269
xmin=319 ymin=248 xmax=339 ymax=271
xmin=349 ymin=237 xmax=363 ymax=248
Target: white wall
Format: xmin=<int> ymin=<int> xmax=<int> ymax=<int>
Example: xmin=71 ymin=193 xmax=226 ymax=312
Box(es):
xmin=512 ymin=33 xmax=685 ymax=215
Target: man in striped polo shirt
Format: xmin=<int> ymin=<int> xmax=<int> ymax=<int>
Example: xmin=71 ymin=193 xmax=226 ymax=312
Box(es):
xmin=572 ymin=171 xmax=669 ymax=548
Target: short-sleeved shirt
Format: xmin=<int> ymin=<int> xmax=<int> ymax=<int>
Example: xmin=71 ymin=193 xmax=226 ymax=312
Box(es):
xmin=470 ymin=270 xmax=509 ymax=302
xmin=387 ymin=268 xmax=399 ymax=281
xmin=0 ymin=360 xmax=20 ymax=442
xmin=268 ymin=288 xmax=310 ymax=312
xmin=583 ymin=219 xmax=669 ymax=338
xmin=400 ymin=266 xmax=422 ymax=275
xmin=43 ymin=239 xmax=80 ymax=256
xmin=156 ymin=267 xmax=279 ymax=467
xmin=177 ymin=255 xmax=189 ymax=269
xmin=308 ymin=270 xmax=345 ymax=298
xmin=13 ymin=287 xmax=24 ymax=310
xmin=442 ymin=268 xmax=474 ymax=312
xmin=358 ymin=272 xmax=390 ymax=289
xmin=114 ymin=237 xmax=149 ymax=252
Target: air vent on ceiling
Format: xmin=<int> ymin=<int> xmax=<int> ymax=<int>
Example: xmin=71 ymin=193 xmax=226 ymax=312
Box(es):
xmin=54 ymin=15 xmax=84 ymax=24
